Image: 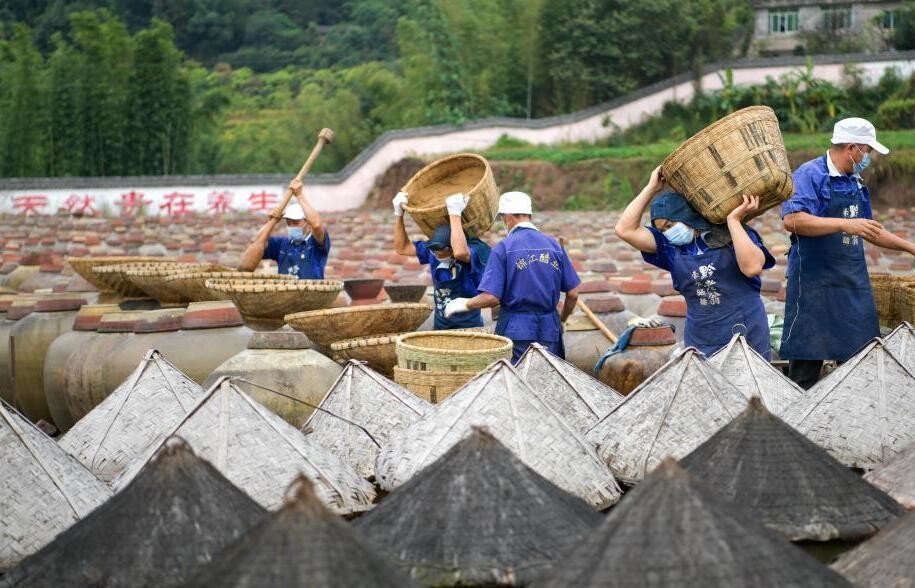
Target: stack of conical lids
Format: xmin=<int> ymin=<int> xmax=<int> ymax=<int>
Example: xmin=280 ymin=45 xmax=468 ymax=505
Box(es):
xmin=59 ymin=350 xmax=205 ymax=483
xmin=783 ymin=339 xmax=915 ymax=468
xmin=112 ymin=378 xmax=376 ymax=513
xmin=184 ymin=477 xmax=418 ymax=588
xmin=0 ymin=401 xmax=111 ymax=571
xmin=865 ymin=439 xmax=915 ymax=508
xmin=1 ymin=440 xmax=265 ymax=587
xmin=681 ymin=397 xmax=903 ymax=541
xmin=586 ymin=348 xmax=747 ymax=484
xmin=882 ymin=322 xmax=915 ymax=372
xmin=707 ymin=334 xmax=804 ymax=416
xmin=515 ymin=342 xmax=625 ymax=432
xmin=375 ymin=360 xmax=622 ymax=509
xmin=302 ymin=361 xmax=430 ymax=479
xmin=832 ymin=511 xmax=915 ymax=587
xmin=536 ymin=460 xmax=853 ymax=588
xmin=356 ymin=428 xmax=602 ymax=586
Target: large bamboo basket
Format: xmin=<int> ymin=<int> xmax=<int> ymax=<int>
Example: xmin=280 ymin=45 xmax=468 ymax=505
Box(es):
xmin=285 ymin=303 xmax=432 ymax=348
xmin=125 ymin=263 xmax=227 ymax=303
xmin=206 ymin=278 xmax=343 ymax=322
xmin=392 ymin=366 xmax=475 ymax=404
xmin=396 ymin=331 xmax=512 ymax=372
xmin=661 ymin=106 xmax=793 ymax=224
xmin=92 ymin=260 xmax=181 ymax=296
xmin=331 ymin=333 xmax=404 ymax=378
xmin=901 ymin=283 xmax=915 ymax=326
xmin=165 ymin=271 xmax=296 ymax=302
xmin=401 ymin=153 xmax=500 ymax=238
xmin=68 ymin=256 xmax=170 ymax=292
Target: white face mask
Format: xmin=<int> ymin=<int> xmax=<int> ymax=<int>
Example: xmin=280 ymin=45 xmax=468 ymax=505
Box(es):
xmin=663 ymin=222 xmax=695 ymax=246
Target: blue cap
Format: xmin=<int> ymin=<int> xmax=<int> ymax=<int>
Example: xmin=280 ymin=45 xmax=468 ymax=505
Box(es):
xmin=649 ymin=192 xmax=713 ymax=230
xmin=426 ymin=224 xmax=452 ymax=251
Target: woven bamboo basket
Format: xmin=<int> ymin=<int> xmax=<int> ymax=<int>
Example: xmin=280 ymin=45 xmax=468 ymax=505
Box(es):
xmin=165 ymin=271 xmax=296 ymax=302
xmin=125 ymin=263 xmax=226 ymax=303
xmin=901 ymin=283 xmax=915 ymax=326
xmin=206 ymin=278 xmax=343 ymax=321
xmin=285 ymin=303 xmax=432 ymax=348
xmin=68 ymin=256 xmax=170 ymax=292
xmin=661 ymin=106 xmax=793 ymax=224
xmin=401 ymin=153 xmax=500 ymax=238
xmin=92 ymin=260 xmax=181 ymax=297
xmin=396 ymin=331 xmax=512 ymax=372
xmin=393 ymin=366 xmax=476 ymax=404
xmin=331 ymin=332 xmax=404 ymax=377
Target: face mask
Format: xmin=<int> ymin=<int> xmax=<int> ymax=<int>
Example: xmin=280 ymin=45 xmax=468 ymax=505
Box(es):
xmin=851 ymin=147 xmax=871 ymax=174
xmin=436 ymin=257 xmax=454 ymax=270
xmin=288 ymin=227 xmax=306 ymax=242
xmin=663 ymin=222 xmax=695 ymax=246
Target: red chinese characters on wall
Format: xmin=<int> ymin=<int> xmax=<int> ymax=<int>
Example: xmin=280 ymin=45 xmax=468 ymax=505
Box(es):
xmin=207 ymin=190 xmax=236 ymax=213
xmin=159 ymin=192 xmax=195 ymax=216
xmin=248 ymin=191 xmax=278 ymax=213
xmin=12 ymin=195 xmax=49 ymax=215
xmin=117 ymin=191 xmax=152 ymax=216
xmin=65 ymin=194 xmax=97 ymax=215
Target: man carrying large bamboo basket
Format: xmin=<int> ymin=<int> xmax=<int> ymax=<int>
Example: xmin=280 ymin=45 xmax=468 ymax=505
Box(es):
xmin=238 ymin=179 xmax=330 ymax=279
xmin=444 ymin=191 xmax=581 ymax=362
xmin=392 ymin=192 xmax=491 ymax=330
xmin=780 ymin=118 xmax=915 ymax=388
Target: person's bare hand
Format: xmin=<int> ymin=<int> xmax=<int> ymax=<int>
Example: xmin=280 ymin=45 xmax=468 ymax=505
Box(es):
xmin=727 ymin=194 xmax=759 ymax=223
xmin=646 ymin=165 xmax=664 ymax=194
xmin=843 ymin=218 xmax=883 ymax=240
xmin=268 ymin=206 xmax=284 ymax=220
xmin=288 ymin=178 xmax=304 ymax=195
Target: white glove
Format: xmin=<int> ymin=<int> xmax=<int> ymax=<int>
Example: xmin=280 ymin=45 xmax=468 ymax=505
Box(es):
xmin=393 ymin=191 xmax=409 ymax=217
xmin=627 ymin=317 xmax=665 ymax=328
xmin=445 ymin=193 xmax=469 ymax=216
xmin=444 ymin=297 xmax=471 ymax=318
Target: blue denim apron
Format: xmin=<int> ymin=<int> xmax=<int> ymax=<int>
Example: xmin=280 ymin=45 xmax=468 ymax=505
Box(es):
xmin=672 ymin=241 xmax=771 ymax=359
xmin=780 ymin=168 xmax=879 ymax=361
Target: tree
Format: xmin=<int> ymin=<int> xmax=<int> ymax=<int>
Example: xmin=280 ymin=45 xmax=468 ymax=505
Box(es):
xmin=0 ymin=24 xmax=48 ymax=177
xmin=896 ymin=2 xmax=915 ymax=50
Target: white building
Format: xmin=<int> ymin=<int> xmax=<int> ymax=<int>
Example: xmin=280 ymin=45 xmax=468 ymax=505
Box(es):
xmin=752 ymin=0 xmax=903 ymax=55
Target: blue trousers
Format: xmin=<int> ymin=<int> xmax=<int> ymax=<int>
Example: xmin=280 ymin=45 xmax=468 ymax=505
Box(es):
xmin=511 ymin=339 xmax=564 ymax=364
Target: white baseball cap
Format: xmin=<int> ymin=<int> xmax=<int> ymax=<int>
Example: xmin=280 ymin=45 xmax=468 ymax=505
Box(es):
xmin=831 ymin=118 xmax=889 ymax=154
xmin=498 ymin=191 xmax=533 ymax=215
xmin=282 ymin=202 xmax=307 ymax=221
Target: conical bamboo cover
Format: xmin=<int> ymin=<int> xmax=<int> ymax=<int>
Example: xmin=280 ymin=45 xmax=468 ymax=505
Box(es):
xmin=375 ymin=360 xmax=622 ymax=509
xmin=865 ymin=438 xmax=915 ymax=509
xmin=302 ymin=361 xmax=429 ymax=479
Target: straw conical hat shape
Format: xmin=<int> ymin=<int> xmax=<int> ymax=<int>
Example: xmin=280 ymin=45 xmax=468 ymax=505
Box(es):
xmin=832 ymin=511 xmax=915 ymax=587
xmin=536 ymin=459 xmax=853 ymax=588
xmin=682 ymin=397 xmax=903 ymax=541
xmin=882 ymin=322 xmax=915 ymax=372
xmin=0 ymin=402 xmax=111 ymax=571
xmin=185 ymin=477 xmax=417 ymax=587
xmin=112 ymin=378 xmax=376 ymax=514
xmin=708 ymin=334 xmax=804 ymax=417
xmin=302 ymin=361 xmax=429 ymax=479
xmin=375 ymin=360 xmax=622 ymax=509
xmin=515 ymin=342 xmax=625 ymax=432
xmin=59 ymin=349 xmax=205 ymax=483
xmin=586 ymin=348 xmax=747 ymax=484
xmin=865 ymin=438 xmax=915 ymax=509
xmin=357 ymin=428 xmax=601 ymax=586
xmin=1 ymin=440 xmax=264 ymax=587
xmin=783 ymin=339 xmax=915 ymax=469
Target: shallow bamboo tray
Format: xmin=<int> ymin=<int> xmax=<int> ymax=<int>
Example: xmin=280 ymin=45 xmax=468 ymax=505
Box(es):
xmin=285 ymin=303 xmax=432 ymax=348
xmin=207 ymin=278 xmax=343 ymax=321
xmin=401 ymin=153 xmax=499 ymax=238
xmin=165 ymin=271 xmax=296 ymax=302
xmin=393 ymin=366 xmax=475 ymax=404
xmin=68 ymin=256 xmax=169 ymax=292
xmin=92 ymin=260 xmax=181 ymax=296
xmin=126 ymin=263 xmax=226 ymax=303
xmin=331 ymin=332 xmax=404 ymax=378
xmin=661 ymin=106 xmax=793 ymax=224
xmin=396 ymin=331 xmax=512 ymax=372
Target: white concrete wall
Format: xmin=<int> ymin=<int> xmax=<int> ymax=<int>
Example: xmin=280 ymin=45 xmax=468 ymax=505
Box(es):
xmin=1 ymin=54 xmax=913 ymax=216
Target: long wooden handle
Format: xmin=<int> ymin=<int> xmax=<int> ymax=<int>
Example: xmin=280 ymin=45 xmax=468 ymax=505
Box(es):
xmin=277 ymin=127 xmax=335 ymax=212
xmin=557 ymin=236 xmax=619 ymax=344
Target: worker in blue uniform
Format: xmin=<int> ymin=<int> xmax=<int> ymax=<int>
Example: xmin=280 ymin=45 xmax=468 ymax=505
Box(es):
xmin=238 ymin=178 xmax=330 ymax=279
xmin=780 ymin=118 xmax=915 ymax=388
xmin=445 ymin=191 xmax=581 ymax=362
xmin=393 ymin=191 xmax=490 ymax=329
xmin=615 ymin=166 xmax=776 ymax=359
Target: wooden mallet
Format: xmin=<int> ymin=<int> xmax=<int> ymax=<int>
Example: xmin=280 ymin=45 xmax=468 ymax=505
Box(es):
xmin=274 ymin=127 xmax=335 ymax=215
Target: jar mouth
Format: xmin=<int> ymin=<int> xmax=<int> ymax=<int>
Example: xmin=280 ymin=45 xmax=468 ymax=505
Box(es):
xmin=182 ymin=301 xmax=244 ymax=329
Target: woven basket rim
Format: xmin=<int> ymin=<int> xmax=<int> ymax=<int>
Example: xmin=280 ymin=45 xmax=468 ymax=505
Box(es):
xmin=206 ymin=278 xmax=343 ymax=293
xmin=402 ymin=153 xmax=489 ymax=214
xmin=662 ymin=105 xmax=778 ymax=170
xmin=396 ymin=330 xmax=512 ymax=356
xmin=93 ymin=260 xmax=180 ymax=274
xmin=285 ymin=302 xmax=430 ymax=321
xmin=164 ymin=271 xmax=297 ymax=282
xmin=330 ymin=332 xmax=405 ymax=351
xmin=124 ymin=264 xmax=208 ymax=277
